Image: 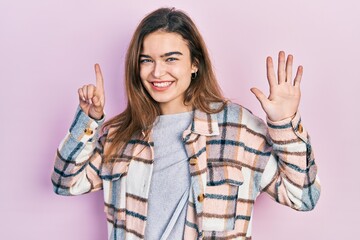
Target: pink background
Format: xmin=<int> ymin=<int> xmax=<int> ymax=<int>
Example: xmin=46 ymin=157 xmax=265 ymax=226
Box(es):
xmin=1 ymin=0 xmax=359 ymax=239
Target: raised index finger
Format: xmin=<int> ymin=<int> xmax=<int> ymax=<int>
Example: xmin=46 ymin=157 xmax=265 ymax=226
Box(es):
xmin=94 ymin=63 xmax=104 ymax=92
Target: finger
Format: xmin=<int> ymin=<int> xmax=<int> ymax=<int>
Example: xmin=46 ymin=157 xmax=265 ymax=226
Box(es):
xmin=87 ymin=84 xmax=96 ymax=105
xmin=250 ymin=87 xmax=268 ymax=106
xmin=278 ymin=51 xmax=286 ymax=84
xmin=285 ymin=54 xmax=293 ymax=84
xmin=82 ymin=85 xmax=89 ymax=101
xmin=266 ymin=57 xmax=277 ymax=87
xmin=78 ymin=88 xmax=86 ymax=102
xmin=294 ymin=65 xmax=303 ymax=87
xmin=95 ymin=63 xmax=104 ymax=93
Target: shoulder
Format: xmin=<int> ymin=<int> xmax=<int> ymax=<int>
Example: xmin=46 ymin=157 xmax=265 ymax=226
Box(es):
xmin=209 ymin=101 xmax=252 ymax=122
xmin=212 ymin=101 xmax=267 ymax=134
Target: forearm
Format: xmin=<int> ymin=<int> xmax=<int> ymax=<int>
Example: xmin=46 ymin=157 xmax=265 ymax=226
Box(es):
xmin=51 ymin=106 xmax=105 ymax=195
xmin=260 ymin=112 xmax=321 ymax=211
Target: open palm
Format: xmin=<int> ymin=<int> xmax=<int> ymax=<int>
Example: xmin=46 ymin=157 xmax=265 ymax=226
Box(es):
xmin=251 ymin=51 xmax=303 ymax=122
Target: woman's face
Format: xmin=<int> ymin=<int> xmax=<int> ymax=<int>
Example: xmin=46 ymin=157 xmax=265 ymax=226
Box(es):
xmin=139 ymin=31 xmax=198 ymax=114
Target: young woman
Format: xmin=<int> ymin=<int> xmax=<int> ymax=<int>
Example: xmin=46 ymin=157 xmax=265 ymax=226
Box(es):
xmin=52 ymin=7 xmax=321 ymax=240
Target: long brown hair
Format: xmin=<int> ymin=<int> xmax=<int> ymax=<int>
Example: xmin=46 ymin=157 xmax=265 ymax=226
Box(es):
xmin=103 ymin=7 xmax=226 ymax=161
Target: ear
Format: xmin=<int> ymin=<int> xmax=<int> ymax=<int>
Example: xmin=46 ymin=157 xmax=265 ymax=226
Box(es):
xmin=191 ymin=59 xmax=199 ymax=73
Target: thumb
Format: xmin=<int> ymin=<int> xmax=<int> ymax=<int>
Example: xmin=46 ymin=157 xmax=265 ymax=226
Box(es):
xmin=250 ymin=87 xmax=268 ymax=106
xmin=91 ymin=95 xmax=104 ymax=115
xmin=92 ymin=95 xmax=101 ymax=107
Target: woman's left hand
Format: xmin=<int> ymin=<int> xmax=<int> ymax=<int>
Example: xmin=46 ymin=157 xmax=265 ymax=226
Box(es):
xmin=250 ymin=51 xmax=303 ymax=122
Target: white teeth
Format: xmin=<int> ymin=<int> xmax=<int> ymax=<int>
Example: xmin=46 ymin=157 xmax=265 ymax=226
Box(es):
xmin=153 ymin=82 xmax=172 ymax=87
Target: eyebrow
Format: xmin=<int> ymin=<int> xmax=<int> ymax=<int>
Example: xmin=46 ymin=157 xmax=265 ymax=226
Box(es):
xmin=139 ymin=51 xmax=183 ymax=58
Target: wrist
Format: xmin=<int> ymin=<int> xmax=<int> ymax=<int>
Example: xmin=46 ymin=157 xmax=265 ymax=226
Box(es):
xmin=267 ymin=113 xmax=296 ymax=123
xmin=90 ymin=114 xmax=104 ymax=121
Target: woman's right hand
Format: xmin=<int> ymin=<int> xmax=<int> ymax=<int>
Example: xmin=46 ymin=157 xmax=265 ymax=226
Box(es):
xmin=78 ymin=63 xmax=105 ymax=120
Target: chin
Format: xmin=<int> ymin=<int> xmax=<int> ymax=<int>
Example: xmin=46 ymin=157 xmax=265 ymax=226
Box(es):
xmin=152 ymin=97 xmax=172 ymax=104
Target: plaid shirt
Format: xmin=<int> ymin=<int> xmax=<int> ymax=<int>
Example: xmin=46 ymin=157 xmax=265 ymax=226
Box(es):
xmin=52 ymin=102 xmax=321 ymax=240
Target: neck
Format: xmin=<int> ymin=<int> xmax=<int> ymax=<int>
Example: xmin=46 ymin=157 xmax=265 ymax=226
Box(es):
xmin=159 ymin=102 xmax=193 ymax=115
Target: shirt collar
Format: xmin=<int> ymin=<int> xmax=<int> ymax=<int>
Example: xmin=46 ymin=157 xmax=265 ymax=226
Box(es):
xmin=189 ymin=103 xmax=220 ymax=136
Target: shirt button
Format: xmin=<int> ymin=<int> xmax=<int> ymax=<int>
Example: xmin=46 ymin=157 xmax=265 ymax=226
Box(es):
xmin=189 ymin=157 xmax=198 ymax=165
xmin=197 ymin=193 xmax=205 ymax=202
xmin=298 ymin=124 xmax=303 ymax=133
xmin=84 ymin=128 xmax=94 ymax=135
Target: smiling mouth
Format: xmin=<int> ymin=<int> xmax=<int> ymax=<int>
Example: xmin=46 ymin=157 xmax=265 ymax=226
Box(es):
xmin=151 ymin=81 xmax=173 ymax=88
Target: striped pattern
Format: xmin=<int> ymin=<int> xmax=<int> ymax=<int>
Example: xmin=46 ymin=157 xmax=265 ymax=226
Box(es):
xmin=51 ymin=103 xmax=321 ymax=239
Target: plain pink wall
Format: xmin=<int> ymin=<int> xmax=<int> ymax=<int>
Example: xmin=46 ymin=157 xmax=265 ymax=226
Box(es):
xmin=1 ymin=0 xmax=359 ymax=239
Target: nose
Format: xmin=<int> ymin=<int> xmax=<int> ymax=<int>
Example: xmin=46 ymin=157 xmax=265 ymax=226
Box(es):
xmin=152 ymin=61 xmax=166 ymax=78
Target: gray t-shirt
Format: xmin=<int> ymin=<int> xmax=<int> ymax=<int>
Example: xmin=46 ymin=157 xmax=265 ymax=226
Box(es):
xmin=145 ymin=111 xmax=193 ymax=240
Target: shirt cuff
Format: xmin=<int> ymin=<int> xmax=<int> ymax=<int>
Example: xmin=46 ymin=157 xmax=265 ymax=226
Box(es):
xmin=68 ymin=106 xmax=106 ymax=143
xmin=266 ymin=112 xmax=308 ymax=143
